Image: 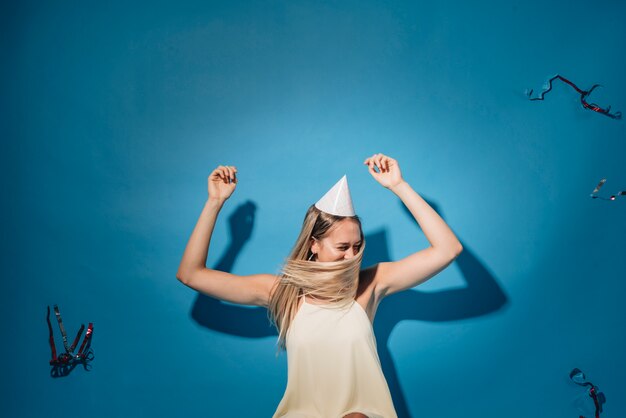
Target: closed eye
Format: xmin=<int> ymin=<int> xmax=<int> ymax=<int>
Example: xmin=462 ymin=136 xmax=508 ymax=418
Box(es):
xmin=338 ymin=242 xmax=362 ymax=251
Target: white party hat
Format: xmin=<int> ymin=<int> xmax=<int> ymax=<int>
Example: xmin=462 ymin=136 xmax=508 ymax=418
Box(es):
xmin=314 ymin=175 xmax=355 ymax=216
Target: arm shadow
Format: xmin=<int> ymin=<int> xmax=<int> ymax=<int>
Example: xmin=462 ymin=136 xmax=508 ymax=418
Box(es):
xmin=189 ymin=200 xmax=277 ymax=337
xmin=363 ymin=197 xmax=509 ymax=418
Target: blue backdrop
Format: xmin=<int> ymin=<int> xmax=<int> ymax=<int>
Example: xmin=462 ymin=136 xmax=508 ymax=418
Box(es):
xmin=3 ymin=0 xmax=625 ymax=417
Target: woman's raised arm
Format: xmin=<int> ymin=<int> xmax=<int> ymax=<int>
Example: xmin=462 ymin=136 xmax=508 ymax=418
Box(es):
xmin=176 ymin=165 xmax=277 ymax=307
xmin=363 ymin=154 xmax=463 ymax=298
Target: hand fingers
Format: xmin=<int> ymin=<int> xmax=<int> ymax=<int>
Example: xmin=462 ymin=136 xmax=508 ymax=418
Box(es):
xmin=376 ymin=154 xmax=385 ymax=173
xmin=364 ymin=156 xmax=380 ymax=173
xmin=227 ymin=166 xmax=238 ymax=183
xmin=366 ymin=159 xmax=378 ymax=176
xmin=372 ymin=153 xmax=384 ymax=172
xmin=210 ymin=167 xmax=225 ymax=182
xmin=223 ymin=166 xmax=238 ymax=183
xmin=211 ymin=165 xmax=238 ymax=183
xmin=364 ymin=154 xmax=379 ymax=172
xmin=219 ymin=166 xmax=229 ymax=182
xmin=364 ymin=154 xmax=395 ymax=173
xmin=225 ymin=166 xmax=234 ymax=182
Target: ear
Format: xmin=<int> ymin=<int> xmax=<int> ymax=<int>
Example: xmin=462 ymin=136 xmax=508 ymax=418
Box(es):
xmin=310 ymin=237 xmax=319 ymax=254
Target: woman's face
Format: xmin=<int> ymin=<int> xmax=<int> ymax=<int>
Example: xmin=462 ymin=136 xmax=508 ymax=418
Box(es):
xmin=311 ymin=218 xmax=362 ymax=262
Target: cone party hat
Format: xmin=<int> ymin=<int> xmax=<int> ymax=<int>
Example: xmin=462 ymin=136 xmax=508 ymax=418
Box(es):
xmin=314 ymin=175 xmax=355 ymax=216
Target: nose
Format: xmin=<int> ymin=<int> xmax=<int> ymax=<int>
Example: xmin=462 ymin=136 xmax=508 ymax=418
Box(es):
xmin=344 ymin=248 xmax=356 ymax=260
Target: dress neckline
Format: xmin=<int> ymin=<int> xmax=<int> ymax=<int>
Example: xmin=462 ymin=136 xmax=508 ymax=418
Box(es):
xmin=300 ymin=294 xmax=373 ymax=327
xmin=302 ymin=294 xmax=356 ymax=309
xmin=303 ymin=294 xmax=327 ymax=306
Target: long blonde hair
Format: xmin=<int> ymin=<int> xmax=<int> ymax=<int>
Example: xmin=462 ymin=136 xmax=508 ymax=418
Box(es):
xmin=267 ymin=204 xmax=365 ymax=356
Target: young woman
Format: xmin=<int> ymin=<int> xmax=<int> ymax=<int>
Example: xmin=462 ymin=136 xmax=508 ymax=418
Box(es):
xmin=176 ymin=153 xmax=463 ymax=418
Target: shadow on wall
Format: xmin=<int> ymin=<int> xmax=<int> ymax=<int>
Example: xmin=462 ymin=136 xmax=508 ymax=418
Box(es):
xmin=189 ymin=198 xmax=509 ymax=418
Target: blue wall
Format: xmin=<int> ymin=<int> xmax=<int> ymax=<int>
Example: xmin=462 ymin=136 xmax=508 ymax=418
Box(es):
xmin=3 ymin=1 xmax=625 ymax=417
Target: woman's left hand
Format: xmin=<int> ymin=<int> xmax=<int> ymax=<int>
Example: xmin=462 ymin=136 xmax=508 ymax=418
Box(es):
xmin=363 ymin=153 xmax=404 ymax=189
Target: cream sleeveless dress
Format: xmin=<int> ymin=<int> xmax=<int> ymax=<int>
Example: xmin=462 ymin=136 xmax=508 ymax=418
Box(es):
xmin=272 ymin=294 xmax=398 ymax=418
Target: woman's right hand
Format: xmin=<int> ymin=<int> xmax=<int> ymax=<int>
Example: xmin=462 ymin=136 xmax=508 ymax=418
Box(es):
xmin=208 ymin=165 xmax=237 ymax=201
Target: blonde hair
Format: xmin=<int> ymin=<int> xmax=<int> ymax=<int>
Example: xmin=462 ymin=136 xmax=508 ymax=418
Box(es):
xmin=267 ymin=204 xmax=365 ymax=357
